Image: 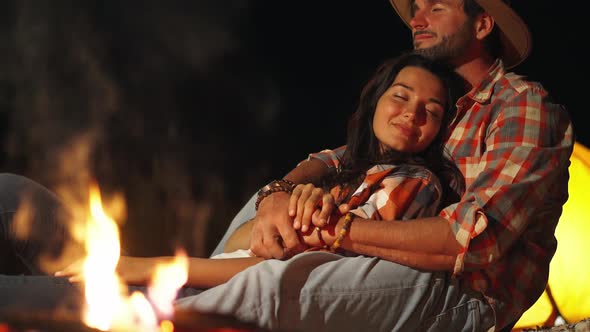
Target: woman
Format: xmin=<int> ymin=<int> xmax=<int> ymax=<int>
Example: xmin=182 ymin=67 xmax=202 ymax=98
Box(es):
xmin=57 ymin=52 xmax=465 ymax=289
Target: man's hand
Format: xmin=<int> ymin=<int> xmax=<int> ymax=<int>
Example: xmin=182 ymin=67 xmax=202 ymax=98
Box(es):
xmin=249 ymin=191 xmax=307 ymax=259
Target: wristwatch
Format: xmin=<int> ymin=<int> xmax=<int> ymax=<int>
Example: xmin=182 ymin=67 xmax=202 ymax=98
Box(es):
xmin=255 ymin=179 xmax=296 ymax=210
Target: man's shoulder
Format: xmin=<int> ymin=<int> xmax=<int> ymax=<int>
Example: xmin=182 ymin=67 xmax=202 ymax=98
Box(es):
xmin=498 ymin=71 xmax=547 ymax=95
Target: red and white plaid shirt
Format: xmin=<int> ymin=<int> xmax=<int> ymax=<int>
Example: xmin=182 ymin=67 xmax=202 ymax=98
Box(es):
xmin=307 ymin=60 xmax=574 ymax=328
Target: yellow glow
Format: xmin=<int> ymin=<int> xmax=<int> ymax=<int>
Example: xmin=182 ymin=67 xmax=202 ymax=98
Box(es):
xmin=513 ymin=289 xmax=555 ymax=329
xmin=160 ymin=320 xmax=174 ymax=332
xmin=515 ymin=142 xmax=590 ymax=329
xmin=548 ymin=142 xmax=590 ymax=323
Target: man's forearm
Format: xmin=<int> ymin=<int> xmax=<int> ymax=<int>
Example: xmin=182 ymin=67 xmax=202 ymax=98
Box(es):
xmin=283 ymin=158 xmax=331 ymax=185
xmin=324 ymin=215 xmax=462 ymax=271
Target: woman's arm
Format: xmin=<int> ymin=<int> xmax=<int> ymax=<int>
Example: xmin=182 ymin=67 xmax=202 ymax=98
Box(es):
xmin=57 ymin=255 xmax=265 ymax=289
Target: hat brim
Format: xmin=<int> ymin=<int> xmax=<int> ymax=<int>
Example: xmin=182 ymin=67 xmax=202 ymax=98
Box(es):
xmin=389 ymin=0 xmax=531 ymax=68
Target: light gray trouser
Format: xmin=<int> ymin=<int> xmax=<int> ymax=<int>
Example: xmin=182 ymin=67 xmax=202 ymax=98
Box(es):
xmin=183 ymin=192 xmax=496 ymax=332
xmin=0 ymin=177 xmax=496 ymax=331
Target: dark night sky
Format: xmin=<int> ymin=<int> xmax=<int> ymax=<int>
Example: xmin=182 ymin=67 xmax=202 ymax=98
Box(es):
xmin=249 ymin=1 xmax=585 ymax=173
xmin=0 ymin=1 xmax=583 ymax=256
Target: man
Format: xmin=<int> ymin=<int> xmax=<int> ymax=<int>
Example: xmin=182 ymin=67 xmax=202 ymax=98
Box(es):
xmin=202 ymin=0 xmax=573 ymax=331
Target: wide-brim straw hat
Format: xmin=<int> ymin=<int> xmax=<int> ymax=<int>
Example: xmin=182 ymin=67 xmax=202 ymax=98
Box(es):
xmin=389 ymin=0 xmax=531 ymax=68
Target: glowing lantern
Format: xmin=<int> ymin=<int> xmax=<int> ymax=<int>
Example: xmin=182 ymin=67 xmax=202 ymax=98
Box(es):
xmin=514 ymin=141 xmax=590 ymax=329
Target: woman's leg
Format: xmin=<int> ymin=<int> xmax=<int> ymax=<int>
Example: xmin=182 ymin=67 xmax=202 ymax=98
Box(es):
xmin=175 ymin=252 xmax=496 ymax=332
xmin=0 ymin=173 xmax=77 ymax=275
xmin=208 ymin=193 xmax=256 ymax=257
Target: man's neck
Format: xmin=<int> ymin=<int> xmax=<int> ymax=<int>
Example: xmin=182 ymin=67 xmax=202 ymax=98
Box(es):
xmin=453 ymin=56 xmax=496 ymax=92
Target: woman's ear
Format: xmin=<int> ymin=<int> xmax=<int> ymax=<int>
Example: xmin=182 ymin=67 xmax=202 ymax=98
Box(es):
xmin=474 ymin=12 xmax=494 ymax=41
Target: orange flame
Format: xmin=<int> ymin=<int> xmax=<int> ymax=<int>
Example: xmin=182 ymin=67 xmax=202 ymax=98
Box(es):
xmin=81 ymin=182 xmax=186 ymax=331
xmin=148 ymin=249 xmax=189 ymax=319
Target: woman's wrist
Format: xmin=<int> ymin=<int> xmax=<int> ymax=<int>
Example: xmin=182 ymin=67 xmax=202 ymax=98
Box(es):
xmin=329 ymin=212 xmax=354 ymax=252
xmin=320 ymin=212 xmax=355 ymax=249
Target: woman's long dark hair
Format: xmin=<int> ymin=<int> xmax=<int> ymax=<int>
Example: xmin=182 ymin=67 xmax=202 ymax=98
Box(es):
xmin=321 ymin=52 xmax=466 ymax=209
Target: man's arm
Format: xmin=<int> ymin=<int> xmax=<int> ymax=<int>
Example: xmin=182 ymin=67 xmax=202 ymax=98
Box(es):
xmin=297 ymin=168 xmax=462 ymax=271
xmin=282 ymin=158 xmax=331 ymax=185
xmin=316 ymin=215 xmax=462 ymax=271
xmin=248 ymin=158 xmax=331 ymax=259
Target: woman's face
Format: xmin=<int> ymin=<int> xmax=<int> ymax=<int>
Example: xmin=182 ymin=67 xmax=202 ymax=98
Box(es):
xmin=373 ymin=65 xmax=447 ymax=154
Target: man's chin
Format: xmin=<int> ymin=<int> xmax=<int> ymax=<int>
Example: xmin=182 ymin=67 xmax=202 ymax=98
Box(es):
xmin=413 ymin=47 xmax=450 ymax=62
xmin=414 ymin=40 xmax=437 ymax=49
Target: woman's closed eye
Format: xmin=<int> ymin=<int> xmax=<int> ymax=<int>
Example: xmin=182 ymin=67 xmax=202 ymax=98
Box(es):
xmin=393 ymin=93 xmax=408 ymax=101
xmin=425 ymin=107 xmax=443 ymax=119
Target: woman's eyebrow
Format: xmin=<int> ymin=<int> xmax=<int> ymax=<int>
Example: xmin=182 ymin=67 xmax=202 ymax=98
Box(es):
xmin=391 ymin=82 xmax=413 ymax=91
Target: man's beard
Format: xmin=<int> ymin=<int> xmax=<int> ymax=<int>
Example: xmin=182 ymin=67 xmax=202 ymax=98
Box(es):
xmin=413 ymin=19 xmax=475 ymax=63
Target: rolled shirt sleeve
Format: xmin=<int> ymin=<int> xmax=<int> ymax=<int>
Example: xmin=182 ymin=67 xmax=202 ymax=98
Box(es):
xmin=304 ymin=146 xmax=346 ymax=170
xmin=440 ymin=83 xmax=574 ymax=277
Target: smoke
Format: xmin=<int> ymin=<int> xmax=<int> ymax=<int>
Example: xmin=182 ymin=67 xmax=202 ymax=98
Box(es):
xmin=0 ymin=0 xmax=280 ymax=257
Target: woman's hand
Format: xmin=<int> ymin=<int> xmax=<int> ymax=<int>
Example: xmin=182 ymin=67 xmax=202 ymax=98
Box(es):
xmin=289 ymin=183 xmax=349 ymax=232
xmin=54 ymin=258 xmax=85 ymax=282
xmin=299 ymin=221 xmax=335 ymax=249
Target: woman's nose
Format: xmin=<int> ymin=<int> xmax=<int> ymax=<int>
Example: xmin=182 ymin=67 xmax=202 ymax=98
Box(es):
xmin=403 ymin=108 xmax=417 ymax=121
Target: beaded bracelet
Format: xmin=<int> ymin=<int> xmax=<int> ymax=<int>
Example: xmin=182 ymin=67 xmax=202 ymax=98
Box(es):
xmin=255 ymin=179 xmax=296 ymax=211
xmin=329 ymin=212 xmax=354 ymax=253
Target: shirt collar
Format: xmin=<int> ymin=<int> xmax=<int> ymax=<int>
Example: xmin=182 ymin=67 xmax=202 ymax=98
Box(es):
xmin=466 ymin=59 xmax=506 ymax=104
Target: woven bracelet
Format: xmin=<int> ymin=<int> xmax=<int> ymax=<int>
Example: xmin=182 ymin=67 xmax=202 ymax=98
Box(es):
xmin=255 ymin=179 xmax=296 ymax=211
xmin=329 ymin=212 xmax=354 ymax=253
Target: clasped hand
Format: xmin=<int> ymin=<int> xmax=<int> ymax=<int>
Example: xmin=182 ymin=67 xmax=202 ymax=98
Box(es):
xmin=249 ymin=183 xmax=349 ymax=259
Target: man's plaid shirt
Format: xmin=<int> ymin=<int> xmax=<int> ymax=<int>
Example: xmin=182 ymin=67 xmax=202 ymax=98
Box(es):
xmin=306 ymin=60 xmax=574 ymax=328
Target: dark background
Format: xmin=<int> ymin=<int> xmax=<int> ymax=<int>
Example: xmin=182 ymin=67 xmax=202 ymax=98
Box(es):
xmin=0 ymin=1 xmax=583 ymax=257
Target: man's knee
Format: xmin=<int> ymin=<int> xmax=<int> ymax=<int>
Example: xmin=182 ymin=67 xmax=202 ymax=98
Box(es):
xmin=0 ymin=173 xmax=75 ymax=275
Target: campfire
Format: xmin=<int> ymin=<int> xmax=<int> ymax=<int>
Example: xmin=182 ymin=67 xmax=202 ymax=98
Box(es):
xmin=81 ymin=181 xmax=186 ymax=331
xmin=0 ymin=181 xmax=265 ymax=332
